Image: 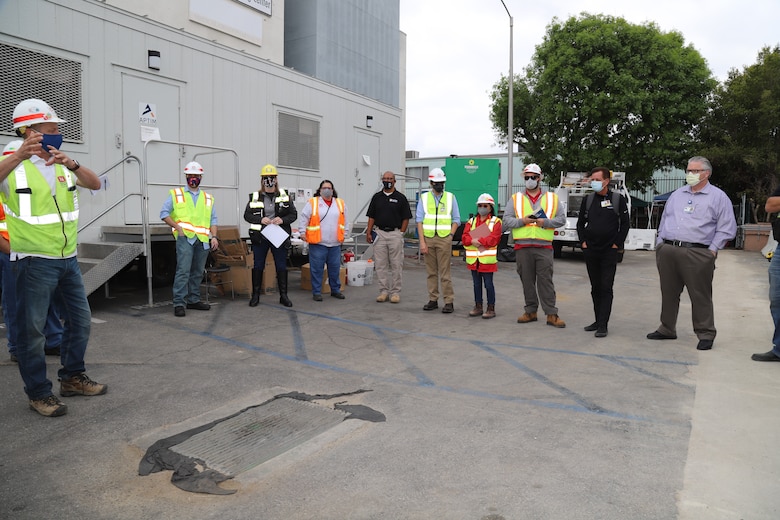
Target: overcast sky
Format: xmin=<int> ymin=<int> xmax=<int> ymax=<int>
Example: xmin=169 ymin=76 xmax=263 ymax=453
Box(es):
xmin=400 ymin=0 xmax=780 ymax=158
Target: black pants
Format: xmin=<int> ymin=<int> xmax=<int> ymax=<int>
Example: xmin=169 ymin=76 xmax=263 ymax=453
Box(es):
xmin=583 ymin=247 xmax=618 ymax=326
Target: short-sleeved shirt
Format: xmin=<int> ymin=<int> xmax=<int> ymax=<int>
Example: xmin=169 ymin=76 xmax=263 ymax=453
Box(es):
xmin=366 ymin=189 xmax=412 ymax=230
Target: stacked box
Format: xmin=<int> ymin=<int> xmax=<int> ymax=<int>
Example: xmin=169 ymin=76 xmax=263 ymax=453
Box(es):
xmin=300 ymin=263 xmax=346 ymax=294
xmin=211 ymin=227 xmax=277 ymax=295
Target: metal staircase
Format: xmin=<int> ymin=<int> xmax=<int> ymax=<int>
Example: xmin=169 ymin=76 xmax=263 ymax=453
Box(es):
xmin=78 ymin=242 xmax=145 ymax=296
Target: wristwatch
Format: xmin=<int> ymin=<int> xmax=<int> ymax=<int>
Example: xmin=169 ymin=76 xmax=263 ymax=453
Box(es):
xmin=69 ymin=159 xmax=81 ymax=171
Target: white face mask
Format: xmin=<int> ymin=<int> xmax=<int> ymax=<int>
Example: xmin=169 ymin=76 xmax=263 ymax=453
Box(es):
xmin=686 ymin=173 xmax=701 ymax=186
xmin=524 ymin=178 xmax=539 ymax=190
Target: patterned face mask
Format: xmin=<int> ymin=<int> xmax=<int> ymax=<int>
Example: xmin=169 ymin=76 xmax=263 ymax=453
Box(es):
xmin=263 ymin=177 xmax=277 ymax=189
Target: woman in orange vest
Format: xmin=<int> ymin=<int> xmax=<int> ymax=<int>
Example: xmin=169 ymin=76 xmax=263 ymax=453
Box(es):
xmin=462 ymin=193 xmax=503 ymax=319
xmin=298 ymin=180 xmax=349 ymax=301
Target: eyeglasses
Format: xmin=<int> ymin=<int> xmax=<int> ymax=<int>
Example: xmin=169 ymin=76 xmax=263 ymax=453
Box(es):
xmin=685 ymin=169 xmax=708 ymax=174
xmin=524 ymin=176 xmax=539 ymax=180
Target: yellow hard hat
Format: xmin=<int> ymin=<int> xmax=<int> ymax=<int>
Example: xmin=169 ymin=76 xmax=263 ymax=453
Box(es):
xmin=261 ymin=164 xmax=278 ymax=177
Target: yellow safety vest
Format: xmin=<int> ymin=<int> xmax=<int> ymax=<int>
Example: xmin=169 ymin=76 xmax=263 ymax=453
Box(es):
xmin=248 ymin=189 xmax=290 ymax=232
xmin=465 ymin=216 xmax=499 ymax=265
xmin=169 ymin=187 xmax=214 ymax=242
xmin=2 ymin=161 xmax=78 ymax=257
xmin=305 ymin=197 xmax=345 ymax=244
xmin=421 ymin=191 xmax=453 ymax=238
xmin=511 ymin=191 xmax=558 ymax=242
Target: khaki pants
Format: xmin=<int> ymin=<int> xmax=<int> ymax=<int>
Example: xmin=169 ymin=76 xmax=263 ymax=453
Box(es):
xmin=423 ymin=234 xmax=454 ymax=304
xmin=374 ymin=229 xmax=405 ymax=296
xmin=515 ymin=246 xmax=558 ymax=315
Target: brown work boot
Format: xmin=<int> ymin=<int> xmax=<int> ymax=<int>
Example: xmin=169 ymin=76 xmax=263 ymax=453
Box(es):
xmin=482 ymin=304 xmax=496 ymax=319
xmin=468 ymin=303 xmax=483 ymax=317
xmin=546 ymin=314 xmax=566 ymax=328
xmin=517 ymin=312 xmax=538 ymax=323
xmin=60 ymin=373 xmax=108 ymax=397
xmin=29 ymin=395 xmax=68 ymax=417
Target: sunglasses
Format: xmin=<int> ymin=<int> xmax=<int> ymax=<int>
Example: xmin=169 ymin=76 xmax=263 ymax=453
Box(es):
xmin=524 ymin=176 xmax=540 ymax=180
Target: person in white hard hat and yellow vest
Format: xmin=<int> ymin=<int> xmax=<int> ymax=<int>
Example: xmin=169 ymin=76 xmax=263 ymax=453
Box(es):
xmin=502 ymin=163 xmax=567 ymax=328
xmin=0 ymin=98 xmax=106 ymax=417
xmin=462 ymin=193 xmax=503 ymax=319
xmin=243 ymin=163 xmax=297 ymax=307
xmin=415 ymin=168 xmax=461 ymax=313
xmin=161 ymin=161 xmax=219 ymax=317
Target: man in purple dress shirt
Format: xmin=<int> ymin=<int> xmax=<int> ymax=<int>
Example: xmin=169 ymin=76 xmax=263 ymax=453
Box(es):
xmin=646 ymin=156 xmax=737 ymax=351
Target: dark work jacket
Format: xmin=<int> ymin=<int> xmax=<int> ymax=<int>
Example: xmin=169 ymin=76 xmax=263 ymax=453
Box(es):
xmin=576 ymin=190 xmax=630 ymax=251
xmin=243 ymin=189 xmax=298 ymax=247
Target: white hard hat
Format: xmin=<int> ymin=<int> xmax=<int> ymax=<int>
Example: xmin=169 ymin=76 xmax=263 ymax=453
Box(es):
xmin=429 ymin=168 xmax=446 ymax=182
xmin=522 ymin=163 xmax=542 ymax=175
xmin=3 ymin=140 xmax=23 ymax=156
xmin=183 ymin=161 xmax=204 ymax=175
xmin=477 ymin=193 xmax=495 ymax=205
xmin=12 ymin=99 xmax=66 ymax=130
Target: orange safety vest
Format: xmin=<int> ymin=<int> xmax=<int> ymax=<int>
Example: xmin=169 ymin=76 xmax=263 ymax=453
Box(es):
xmin=305 ymin=197 xmax=345 ymax=243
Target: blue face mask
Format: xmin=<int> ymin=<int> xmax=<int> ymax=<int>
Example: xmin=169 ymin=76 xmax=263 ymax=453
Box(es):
xmin=590 ymin=180 xmax=604 ymax=192
xmin=40 ymin=133 xmax=63 ymax=154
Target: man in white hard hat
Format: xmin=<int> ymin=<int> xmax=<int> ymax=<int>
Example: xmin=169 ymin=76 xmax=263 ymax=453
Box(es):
xmin=415 ymin=167 xmax=461 ymax=313
xmin=502 ymin=163 xmax=567 ymax=328
xmin=161 ymin=161 xmax=219 ymax=317
xmin=0 ymin=98 xmax=105 ymax=417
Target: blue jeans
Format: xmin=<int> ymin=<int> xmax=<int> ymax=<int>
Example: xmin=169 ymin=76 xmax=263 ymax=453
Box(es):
xmin=173 ymin=236 xmax=210 ymax=307
xmin=769 ymin=247 xmax=780 ymax=356
xmin=471 ymin=270 xmax=495 ymax=305
xmin=14 ymin=256 xmax=91 ymax=400
xmin=308 ymin=243 xmax=342 ymax=294
xmin=2 ymin=252 xmax=64 ymax=355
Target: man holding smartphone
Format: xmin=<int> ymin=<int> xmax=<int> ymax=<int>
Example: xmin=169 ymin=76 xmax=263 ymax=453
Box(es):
xmin=502 ymin=164 xmax=567 ymax=327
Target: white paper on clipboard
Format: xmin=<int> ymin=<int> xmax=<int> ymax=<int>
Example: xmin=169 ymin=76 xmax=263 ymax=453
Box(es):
xmin=260 ymin=223 xmax=289 ymax=248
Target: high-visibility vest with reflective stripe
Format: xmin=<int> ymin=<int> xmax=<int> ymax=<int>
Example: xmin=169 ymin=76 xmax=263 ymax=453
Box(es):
xmin=511 ymin=191 xmax=559 ymax=242
xmin=170 ymin=187 xmax=214 ymax=243
xmin=0 ymin=205 xmax=8 ymax=241
xmin=248 ymin=189 xmax=290 ymax=232
xmin=422 ymin=191 xmax=453 ymax=238
xmin=305 ymin=197 xmax=345 ymax=243
xmin=2 ymin=161 xmax=78 ymax=257
xmin=464 ymin=216 xmax=499 ymax=265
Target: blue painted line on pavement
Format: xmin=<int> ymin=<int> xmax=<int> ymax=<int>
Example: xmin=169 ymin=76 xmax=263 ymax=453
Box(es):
xmin=370 ymin=325 xmax=434 ymax=386
xmin=288 ymin=311 xmax=307 ymax=360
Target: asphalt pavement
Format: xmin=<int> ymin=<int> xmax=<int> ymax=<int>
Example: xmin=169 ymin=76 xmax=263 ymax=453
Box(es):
xmin=0 ymin=247 xmax=777 ymax=519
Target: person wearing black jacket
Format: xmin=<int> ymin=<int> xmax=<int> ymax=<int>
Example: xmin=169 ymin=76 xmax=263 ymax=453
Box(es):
xmin=243 ymin=164 xmax=298 ymax=307
xmin=576 ymin=167 xmax=630 ymax=337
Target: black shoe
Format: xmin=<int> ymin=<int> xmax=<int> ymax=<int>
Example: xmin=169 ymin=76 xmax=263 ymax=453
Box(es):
xmin=44 ymin=346 xmax=61 ymax=356
xmin=584 ymin=322 xmax=598 ymax=332
xmin=186 ymin=302 xmax=210 ymax=311
xmin=249 ymin=292 xmax=260 ymax=307
xmin=595 ymin=327 xmax=608 ymax=338
xmin=330 ymin=292 xmax=346 ymax=299
xmin=752 ymin=350 xmax=780 ymax=362
xmin=696 ymin=339 xmax=714 ymax=351
xmin=313 ymin=294 xmax=323 ymax=302
xmin=647 ymin=330 xmax=677 ymax=340
xmin=174 ymin=306 xmax=185 ymax=317
xmin=441 ymin=303 xmax=454 ymax=314
xmin=423 ymin=301 xmax=438 ymax=311
xmin=10 ymin=353 xmax=18 ymax=363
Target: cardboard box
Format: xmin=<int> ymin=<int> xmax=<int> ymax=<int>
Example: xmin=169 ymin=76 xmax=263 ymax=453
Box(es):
xmin=219 ymin=265 xmax=252 ymax=295
xmin=217 ymin=226 xmax=247 ymax=256
xmin=211 ymin=252 xmax=277 ymax=296
xmin=300 ymin=263 xmax=346 ymax=294
xmin=741 ymin=224 xmax=771 ymax=252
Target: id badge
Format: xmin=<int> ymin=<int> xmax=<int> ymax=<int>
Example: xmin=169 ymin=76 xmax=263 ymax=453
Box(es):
xmin=601 ymin=200 xmax=612 ymax=208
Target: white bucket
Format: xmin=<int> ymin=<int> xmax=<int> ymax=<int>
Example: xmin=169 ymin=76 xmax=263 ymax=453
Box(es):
xmin=364 ymin=260 xmax=374 ymax=285
xmin=347 ymin=260 xmax=367 ymax=287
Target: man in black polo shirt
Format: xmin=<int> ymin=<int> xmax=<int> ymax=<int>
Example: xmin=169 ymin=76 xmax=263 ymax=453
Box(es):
xmin=366 ymin=171 xmax=412 ymax=303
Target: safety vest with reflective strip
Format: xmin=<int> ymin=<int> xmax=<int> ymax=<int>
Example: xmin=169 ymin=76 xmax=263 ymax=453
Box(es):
xmin=0 ymin=205 xmax=8 ymax=241
xmin=305 ymin=197 xmax=345 ymax=243
xmin=511 ymin=191 xmax=559 ymax=242
xmin=248 ymin=189 xmax=290 ymax=232
xmin=422 ymin=191 xmax=453 ymax=238
xmin=170 ymin=187 xmax=214 ymax=243
xmin=464 ymin=216 xmax=499 ymax=265
xmin=2 ymin=161 xmax=78 ymax=257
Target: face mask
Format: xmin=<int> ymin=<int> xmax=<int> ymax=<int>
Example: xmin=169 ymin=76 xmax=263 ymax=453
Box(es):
xmin=263 ymin=177 xmax=277 ymax=189
xmin=40 ymin=133 xmax=63 ymax=154
xmin=686 ymin=173 xmax=701 ymax=186
xmin=320 ymin=188 xmax=333 ymax=198
xmin=382 ymin=181 xmax=394 ymax=190
xmin=590 ymin=180 xmax=604 ymax=192
xmin=432 ymin=182 xmax=444 ymax=193
xmin=477 ymin=207 xmax=490 ymax=217
xmin=187 ymin=176 xmax=201 ymax=189
xmin=524 ymin=178 xmax=539 ymax=190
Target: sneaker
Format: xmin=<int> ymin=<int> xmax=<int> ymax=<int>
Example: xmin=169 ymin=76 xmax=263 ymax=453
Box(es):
xmin=60 ymin=373 xmax=108 ymax=397
xmin=29 ymin=395 xmax=68 ymax=417
xmin=376 ymin=293 xmax=389 ymax=303
xmin=517 ymin=312 xmax=538 ymax=323
xmin=44 ymin=345 xmax=61 ymax=356
xmin=186 ymin=301 xmax=210 ymax=311
xmin=174 ymin=306 xmax=185 ymax=317
xmin=546 ymin=314 xmax=566 ymax=328
xmin=389 ymin=294 xmax=401 ymax=304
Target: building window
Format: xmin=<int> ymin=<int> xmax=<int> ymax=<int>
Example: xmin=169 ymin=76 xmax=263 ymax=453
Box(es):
xmin=0 ymin=43 xmax=83 ymax=142
xmin=278 ymin=112 xmax=320 ymax=170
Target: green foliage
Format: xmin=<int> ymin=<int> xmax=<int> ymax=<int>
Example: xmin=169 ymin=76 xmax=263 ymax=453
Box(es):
xmin=489 ymin=13 xmax=715 ymax=189
xmin=699 ymin=46 xmax=780 ymax=220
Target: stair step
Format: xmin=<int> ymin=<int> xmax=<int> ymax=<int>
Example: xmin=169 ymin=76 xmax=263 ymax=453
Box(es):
xmin=78 ymin=242 xmax=145 ymax=296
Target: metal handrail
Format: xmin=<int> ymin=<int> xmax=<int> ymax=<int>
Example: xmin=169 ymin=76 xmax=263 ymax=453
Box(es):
xmin=78 ymin=155 xmax=143 ymax=233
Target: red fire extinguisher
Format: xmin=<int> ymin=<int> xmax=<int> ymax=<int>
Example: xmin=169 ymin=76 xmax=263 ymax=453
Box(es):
xmin=343 ymin=249 xmax=355 ymax=264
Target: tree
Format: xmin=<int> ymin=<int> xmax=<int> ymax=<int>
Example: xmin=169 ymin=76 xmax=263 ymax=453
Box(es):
xmin=489 ymin=13 xmax=715 ymax=188
xmin=699 ymin=46 xmax=780 ymax=221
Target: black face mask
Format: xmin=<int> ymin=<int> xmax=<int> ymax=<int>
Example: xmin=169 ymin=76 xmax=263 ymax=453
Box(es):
xmin=382 ymin=181 xmax=394 ymax=190
xmin=432 ymin=182 xmax=444 ymax=192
